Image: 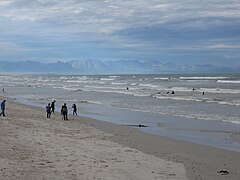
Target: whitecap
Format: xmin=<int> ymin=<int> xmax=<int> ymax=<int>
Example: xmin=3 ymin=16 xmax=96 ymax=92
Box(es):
xmin=100 ymin=78 xmax=115 ymax=81
xmin=154 ymin=77 xmax=170 ymax=80
xmin=217 ymin=80 xmax=240 ymax=84
xmin=179 ymin=76 xmax=229 ymax=80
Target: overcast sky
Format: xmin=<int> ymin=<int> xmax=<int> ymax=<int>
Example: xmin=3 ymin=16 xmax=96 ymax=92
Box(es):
xmin=0 ymin=0 xmax=240 ymax=67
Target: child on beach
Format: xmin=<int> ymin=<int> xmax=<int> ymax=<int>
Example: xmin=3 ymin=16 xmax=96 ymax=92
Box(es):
xmin=61 ymin=103 xmax=68 ymax=121
xmin=46 ymin=103 xmax=51 ymax=118
xmin=72 ymin=103 xmax=77 ymax=116
xmin=0 ymin=100 xmax=6 ymax=117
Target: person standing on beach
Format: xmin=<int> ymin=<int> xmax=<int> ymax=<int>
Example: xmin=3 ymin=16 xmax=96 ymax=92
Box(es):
xmin=51 ymin=100 xmax=56 ymax=113
xmin=61 ymin=103 xmax=68 ymax=121
xmin=72 ymin=103 xmax=77 ymax=116
xmin=46 ymin=103 xmax=51 ymax=118
xmin=0 ymin=100 xmax=6 ymax=117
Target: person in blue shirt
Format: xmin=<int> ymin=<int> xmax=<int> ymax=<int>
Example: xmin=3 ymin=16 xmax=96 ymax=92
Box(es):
xmin=0 ymin=100 xmax=6 ymax=117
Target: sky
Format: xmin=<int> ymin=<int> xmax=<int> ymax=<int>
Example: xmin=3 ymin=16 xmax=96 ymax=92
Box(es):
xmin=0 ymin=0 xmax=240 ymax=67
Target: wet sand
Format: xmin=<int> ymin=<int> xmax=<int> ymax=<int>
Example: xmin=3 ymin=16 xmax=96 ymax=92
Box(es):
xmin=0 ymin=98 xmax=240 ymax=179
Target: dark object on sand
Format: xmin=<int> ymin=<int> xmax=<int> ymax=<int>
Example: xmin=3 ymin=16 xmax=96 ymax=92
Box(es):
xmin=217 ymin=170 xmax=229 ymax=175
xmin=123 ymin=124 xmax=149 ymax=128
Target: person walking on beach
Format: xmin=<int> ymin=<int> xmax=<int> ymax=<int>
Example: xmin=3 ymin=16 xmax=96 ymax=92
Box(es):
xmin=0 ymin=100 xmax=6 ymax=117
xmin=72 ymin=103 xmax=77 ymax=116
xmin=46 ymin=103 xmax=51 ymax=118
xmin=61 ymin=103 xmax=68 ymax=121
xmin=51 ymin=100 xmax=56 ymax=113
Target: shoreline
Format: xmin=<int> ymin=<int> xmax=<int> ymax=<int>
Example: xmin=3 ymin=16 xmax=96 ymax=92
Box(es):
xmin=12 ymin=95 xmax=240 ymax=153
xmin=0 ymin=97 xmax=239 ymax=179
xmin=89 ymin=118 xmax=240 ymax=179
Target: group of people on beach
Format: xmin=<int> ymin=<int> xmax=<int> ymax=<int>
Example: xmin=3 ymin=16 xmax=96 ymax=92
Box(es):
xmin=45 ymin=100 xmax=78 ymax=121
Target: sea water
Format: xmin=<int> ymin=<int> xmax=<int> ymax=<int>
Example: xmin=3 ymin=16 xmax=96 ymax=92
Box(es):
xmin=1 ymin=73 xmax=240 ymax=152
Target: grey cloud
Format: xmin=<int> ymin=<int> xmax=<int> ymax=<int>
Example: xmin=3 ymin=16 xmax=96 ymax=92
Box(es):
xmin=0 ymin=0 xmax=240 ymax=64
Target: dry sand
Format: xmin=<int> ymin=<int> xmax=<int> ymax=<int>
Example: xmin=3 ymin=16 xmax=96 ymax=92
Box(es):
xmin=0 ymin=99 xmax=186 ymax=180
xmin=1 ymin=98 xmax=240 ymax=180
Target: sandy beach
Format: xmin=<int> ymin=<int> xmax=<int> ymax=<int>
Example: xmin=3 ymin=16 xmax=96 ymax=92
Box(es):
xmin=0 ymin=98 xmax=240 ymax=180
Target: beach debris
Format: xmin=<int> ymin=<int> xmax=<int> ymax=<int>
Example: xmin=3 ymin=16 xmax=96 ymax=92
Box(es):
xmin=217 ymin=170 xmax=229 ymax=175
xmin=137 ymin=124 xmax=148 ymax=127
xmin=122 ymin=124 xmax=149 ymax=128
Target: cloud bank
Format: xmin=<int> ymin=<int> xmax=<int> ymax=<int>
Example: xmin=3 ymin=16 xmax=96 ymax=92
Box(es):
xmin=0 ymin=0 xmax=240 ymax=68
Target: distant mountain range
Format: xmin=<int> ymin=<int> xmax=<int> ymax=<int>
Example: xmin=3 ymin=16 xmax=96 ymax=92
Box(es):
xmin=0 ymin=59 xmax=238 ymax=74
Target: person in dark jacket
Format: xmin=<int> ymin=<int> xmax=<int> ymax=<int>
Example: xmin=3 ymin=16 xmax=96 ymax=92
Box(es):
xmin=51 ymin=100 xmax=56 ymax=113
xmin=72 ymin=103 xmax=77 ymax=116
xmin=46 ymin=103 xmax=51 ymax=118
xmin=61 ymin=103 xmax=68 ymax=120
xmin=0 ymin=100 xmax=6 ymax=117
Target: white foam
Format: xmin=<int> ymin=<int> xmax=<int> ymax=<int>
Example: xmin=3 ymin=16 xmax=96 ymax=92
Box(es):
xmin=76 ymin=76 xmax=90 ymax=80
xmin=217 ymin=80 xmax=240 ymax=84
xmin=179 ymin=76 xmax=229 ymax=80
xmin=200 ymin=88 xmax=240 ymax=94
xmin=65 ymin=80 xmax=86 ymax=83
xmin=109 ymin=75 xmax=120 ymax=78
xmin=80 ymin=100 xmax=105 ymax=105
xmin=171 ymin=87 xmax=194 ymax=92
xmin=154 ymin=77 xmax=170 ymax=80
xmin=111 ymin=82 xmax=127 ymax=85
xmin=59 ymin=76 xmax=69 ymax=80
xmin=139 ymin=83 xmax=159 ymax=89
xmin=62 ymin=86 xmax=79 ymax=91
xmin=130 ymin=83 xmax=138 ymax=86
xmin=218 ymin=101 xmax=240 ymax=106
xmin=85 ymin=85 xmax=124 ymax=90
xmin=100 ymin=78 xmax=115 ymax=81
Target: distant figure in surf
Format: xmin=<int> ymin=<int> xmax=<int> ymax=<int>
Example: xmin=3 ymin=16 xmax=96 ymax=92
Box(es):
xmin=171 ymin=90 xmax=175 ymax=94
xmin=127 ymin=87 xmax=129 ymax=90
xmin=61 ymin=103 xmax=68 ymax=121
xmin=72 ymin=103 xmax=77 ymax=116
xmin=46 ymin=103 xmax=51 ymax=118
xmin=202 ymin=91 xmax=205 ymax=95
xmin=51 ymin=100 xmax=56 ymax=113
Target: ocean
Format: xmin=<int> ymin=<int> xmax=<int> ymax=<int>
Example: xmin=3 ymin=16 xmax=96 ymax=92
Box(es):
xmin=1 ymin=73 xmax=240 ymax=152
